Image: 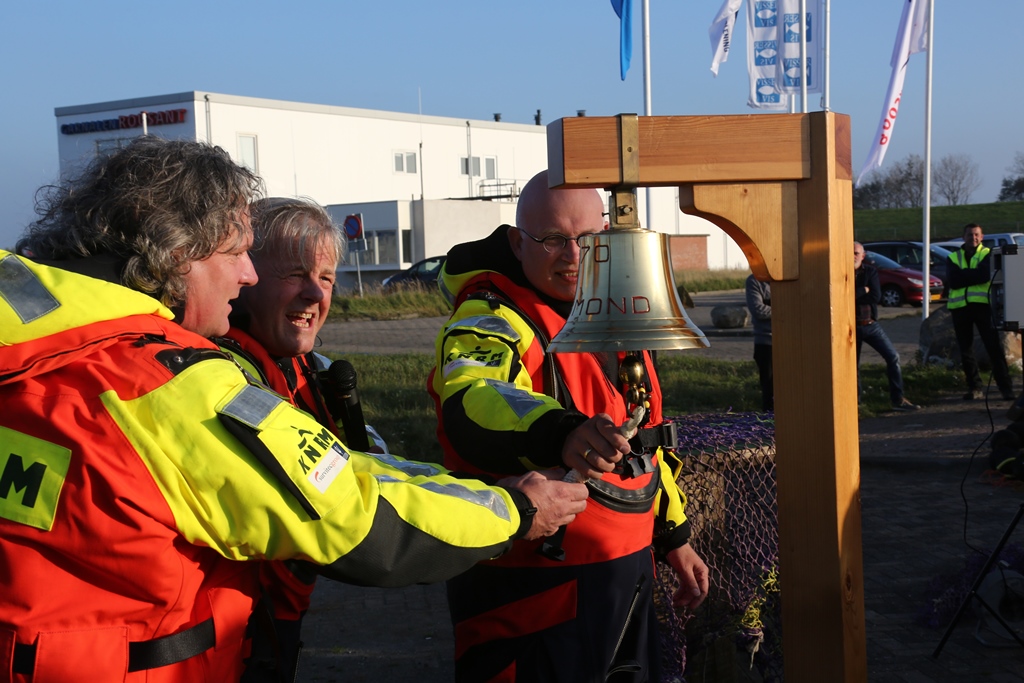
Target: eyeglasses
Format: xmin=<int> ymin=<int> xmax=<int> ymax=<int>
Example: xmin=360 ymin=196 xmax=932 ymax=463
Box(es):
xmin=515 ymin=227 xmax=604 ymax=254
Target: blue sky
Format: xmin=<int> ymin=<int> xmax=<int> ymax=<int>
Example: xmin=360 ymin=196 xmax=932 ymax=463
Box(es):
xmin=1 ymin=0 xmax=1021 ymax=251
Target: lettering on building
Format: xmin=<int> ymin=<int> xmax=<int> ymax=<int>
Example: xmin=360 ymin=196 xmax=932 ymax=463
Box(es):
xmin=61 ymin=108 xmax=188 ymax=135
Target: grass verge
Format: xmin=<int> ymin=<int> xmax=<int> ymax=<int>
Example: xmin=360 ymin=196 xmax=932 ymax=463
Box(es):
xmin=329 ymin=267 xmax=754 ymax=322
xmin=323 ymin=352 xmax=444 ymax=464
xmin=857 ymin=361 xmax=965 ymax=417
xmin=675 ymin=268 xmax=750 ymax=295
xmin=323 ymin=351 xmax=975 ymax=463
xmin=329 ymin=283 xmax=449 ymax=321
xmin=854 ymin=200 xmax=1024 ymax=242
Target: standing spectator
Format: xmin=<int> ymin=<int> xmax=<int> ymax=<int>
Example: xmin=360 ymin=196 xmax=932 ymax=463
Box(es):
xmin=946 ymin=223 xmax=1015 ymax=401
xmin=429 ymin=170 xmax=708 ymax=682
xmin=745 ymin=274 xmax=774 ymax=411
xmin=854 ymin=242 xmax=920 ymax=411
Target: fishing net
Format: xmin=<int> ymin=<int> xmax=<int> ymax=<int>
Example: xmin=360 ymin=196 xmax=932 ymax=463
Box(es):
xmin=655 ymin=412 xmax=783 ymax=683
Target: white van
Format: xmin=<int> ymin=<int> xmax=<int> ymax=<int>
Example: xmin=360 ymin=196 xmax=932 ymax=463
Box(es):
xmin=933 ymin=232 xmax=1024 ymax=252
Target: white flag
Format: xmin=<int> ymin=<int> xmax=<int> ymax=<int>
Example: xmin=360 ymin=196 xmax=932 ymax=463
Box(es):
xmin=899 ymin=0 xmax=929 ymax=60
xmin=709 ymin=0 xmax=743 ymax=76
xmin=775 ymin=0 xmax=825 ymax=94
xmin=746 ymin=0 xmax=789 ymax=110
xmin=857 ymin=0 xmax=930 ymax=185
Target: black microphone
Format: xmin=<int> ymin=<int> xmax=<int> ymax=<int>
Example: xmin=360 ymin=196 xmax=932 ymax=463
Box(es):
xmin=325 ymin=360 xmax=371 ymax=452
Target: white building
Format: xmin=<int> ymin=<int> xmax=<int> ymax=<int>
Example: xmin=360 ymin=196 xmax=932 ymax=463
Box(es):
xmin=54 ymin=91 xmax=745 ymax=288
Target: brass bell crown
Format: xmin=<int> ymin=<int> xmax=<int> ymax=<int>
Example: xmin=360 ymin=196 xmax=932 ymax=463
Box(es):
xmin=547 ymin=227 xmax=709 ymax=353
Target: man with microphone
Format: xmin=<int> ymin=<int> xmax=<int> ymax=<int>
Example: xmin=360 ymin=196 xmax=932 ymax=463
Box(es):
xmin=218 ymin=198 xmax=380 ymax=453
xmin=216 ymin=197 xmax=383 ymax=679
xmin=219 ymin=197 xmax=572 ymax=680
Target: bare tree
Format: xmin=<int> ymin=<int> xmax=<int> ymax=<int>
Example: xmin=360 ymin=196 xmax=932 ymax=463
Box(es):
xmin=853 ymin=177 xmax=886 ymax=209
xmin=887 ymin=154 xmax=925 ymax=208
xmin=998 ymin=152 xmax=1024 ymax=202
xmin=854 ymin=154 xmax=924 ymax=209
xmin=932 ymin=153 xmax=982 ymax=205
xmin=1010 ymin=151 xmax=1024 ymax=177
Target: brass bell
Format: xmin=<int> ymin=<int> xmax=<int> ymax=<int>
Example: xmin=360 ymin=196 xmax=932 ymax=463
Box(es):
xmin=547 ymin=228 xmax=709 ymax=353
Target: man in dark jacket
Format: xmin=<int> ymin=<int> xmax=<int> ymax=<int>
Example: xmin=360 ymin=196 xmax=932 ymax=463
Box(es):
xmin=854 ymin=242 xmax=920 ymax=411
xmin=745 ymin=274 xmax=773 ymax=411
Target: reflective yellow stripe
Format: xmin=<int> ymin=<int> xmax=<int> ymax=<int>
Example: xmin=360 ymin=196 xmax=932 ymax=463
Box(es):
xmin=484 ymin=379 xmax=550 ymax=419
xmin=375 ymin=475 xmax=511 ymax=521
xmin=111 ymin=358 xmax=519 ymax=564
xmin=965 ymin=277 xmax=992 ymax=304
xmin=447 ymin=314 xmax=521 ymax=343
xmin=219 ymin=384 xmax=286 ymax=430
xmin=0 ymin=250 xmax=173 ymax=346
xmin=948 ymin=248 xmax=991 ymax=309
xmin=0 ymin=255 xmax=61 ymax=323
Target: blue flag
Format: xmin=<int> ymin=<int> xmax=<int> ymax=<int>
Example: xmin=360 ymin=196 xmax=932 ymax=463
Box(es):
xmin=610 ymin=0 xmax=632 ymax=80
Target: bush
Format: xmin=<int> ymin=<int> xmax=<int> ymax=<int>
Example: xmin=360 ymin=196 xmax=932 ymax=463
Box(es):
xmin=674 ymin=268 xmax=751 ymax=295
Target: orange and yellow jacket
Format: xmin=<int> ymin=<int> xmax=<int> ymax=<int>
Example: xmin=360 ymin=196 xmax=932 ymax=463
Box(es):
xmin=429 ymin=227 xmax=691 ymax=568
xmin=0 ymin=249 xmax=533 ymax=682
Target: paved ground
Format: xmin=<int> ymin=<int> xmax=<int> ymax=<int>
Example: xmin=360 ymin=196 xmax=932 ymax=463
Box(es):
xmin=300 ymin=294 xmax=1024 ymax=682
xmin=317 ymin=289 xmax=924 ymax=364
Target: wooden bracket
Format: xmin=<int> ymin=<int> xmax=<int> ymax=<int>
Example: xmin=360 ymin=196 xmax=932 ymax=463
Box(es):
xmin=547 ymin=111 xmax=864 ymax=683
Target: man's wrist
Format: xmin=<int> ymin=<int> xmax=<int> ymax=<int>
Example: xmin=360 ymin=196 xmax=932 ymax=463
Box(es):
xmin=504 ymin=487 xmax=537 ymax=539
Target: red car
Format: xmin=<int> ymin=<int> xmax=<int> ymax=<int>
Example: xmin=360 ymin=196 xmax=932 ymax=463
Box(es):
xmin=864 ymin=251 xmax=943 ymax=307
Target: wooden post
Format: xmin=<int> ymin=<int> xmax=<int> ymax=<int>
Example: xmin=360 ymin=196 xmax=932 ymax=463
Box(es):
xmin=548 ymin=111 xmax=866 ymax=682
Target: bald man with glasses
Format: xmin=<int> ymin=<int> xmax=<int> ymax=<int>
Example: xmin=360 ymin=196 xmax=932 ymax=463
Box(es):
xmin=429 ymin=170 xmax=707 ymax=682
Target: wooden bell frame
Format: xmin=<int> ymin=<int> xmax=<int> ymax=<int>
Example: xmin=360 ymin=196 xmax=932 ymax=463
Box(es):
xmin=548 ymin=112 xmax=865 ymax=683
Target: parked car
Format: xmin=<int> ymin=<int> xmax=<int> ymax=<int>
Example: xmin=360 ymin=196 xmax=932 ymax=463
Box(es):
xmin=381 ymin=255 xmax=446 ymax=291
xmin=933 ymin=232 xmax=1024 ymax=252
xmin=864 ymin=251 xmax=944 ymax=307
xmin=861 ymin=240 xmax=953 ymax=285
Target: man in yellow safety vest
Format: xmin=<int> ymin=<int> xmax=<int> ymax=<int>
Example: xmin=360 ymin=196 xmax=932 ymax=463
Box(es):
xmin=946 ymin=223 xmax=1014 ymax=401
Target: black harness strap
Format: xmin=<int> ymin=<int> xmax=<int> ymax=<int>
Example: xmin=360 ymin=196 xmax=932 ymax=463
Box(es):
xmin=13 ymin=617 xmax=216 ymax=674
xmin=635 ymin=422 xmax=677 ymax=450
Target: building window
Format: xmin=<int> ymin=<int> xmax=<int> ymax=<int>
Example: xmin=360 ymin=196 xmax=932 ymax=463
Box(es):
xmin=461 ymin=156 xmax=481 ymax=176
xmin=462 ymin=156 xmax=496 ymax=178
xmin=238 ymin=134 xmax=258 ymax=172
xmin=394 ymin=151 xmax=417 ymax=174
xmin=401 ymin=229 xmax=412 ymax=263
xmin=95 ymin=138 xmax=129 ymax=156
xmin=353 ymin=230 xmax=399 ymax=265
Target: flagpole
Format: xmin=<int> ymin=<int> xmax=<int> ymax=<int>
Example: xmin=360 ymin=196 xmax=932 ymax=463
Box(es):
xmin=642 ymin=0 xmax=653 ymax=230
xmin=922 ymin=0 xmax=935 ymax=320
xmin=799 ymin=0 xmax=808 ymax=112
xmin=822 ymin=0 xmax=831 ymax=110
